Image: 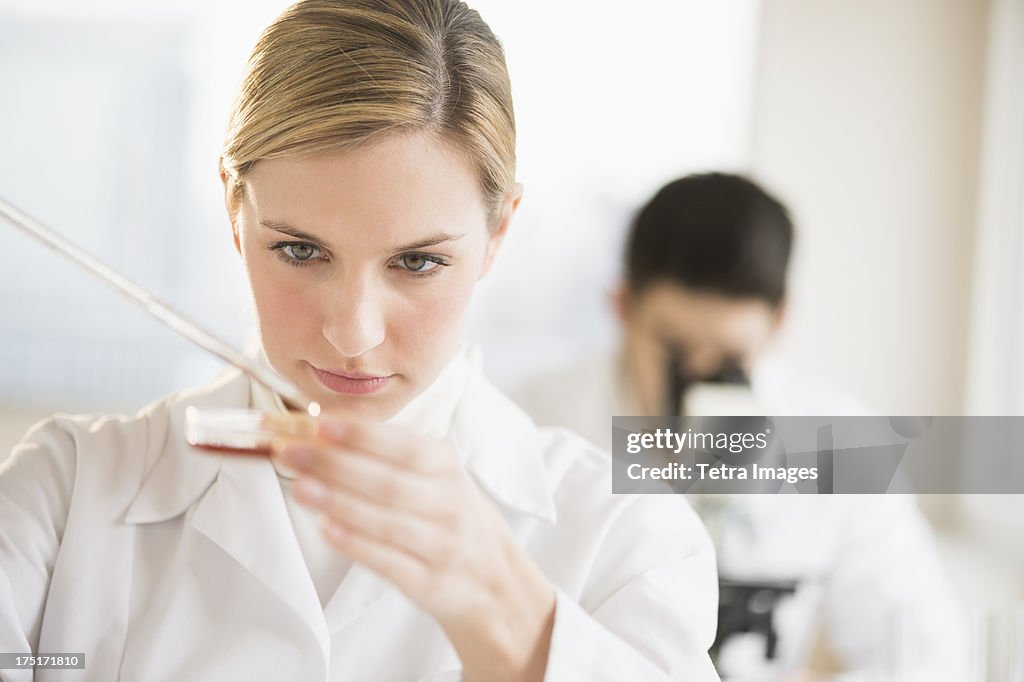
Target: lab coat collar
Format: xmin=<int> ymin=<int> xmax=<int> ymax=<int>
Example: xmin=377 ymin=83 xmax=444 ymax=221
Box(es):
xmin=123 ymin=369 xmax=242 ymax=525
xmin=452 ymin=348 xmax=558 ymax=525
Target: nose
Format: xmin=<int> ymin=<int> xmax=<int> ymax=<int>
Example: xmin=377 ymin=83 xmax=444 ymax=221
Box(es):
xmin=684 ymin=347 xmax=722 ymax=380
xmin=321 ymin=275 xmax=386 ymax=359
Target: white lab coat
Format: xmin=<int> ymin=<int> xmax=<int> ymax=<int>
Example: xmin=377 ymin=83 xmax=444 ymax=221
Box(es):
xmin=509 ymin=349 xmax=968 ymax=681
xmin=0 ymin=354 xmax=722 ymax=681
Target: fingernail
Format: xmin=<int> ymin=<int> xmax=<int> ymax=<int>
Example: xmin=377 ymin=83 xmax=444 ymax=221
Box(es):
xmin=293 ymin=478 xmax=328 ymax=507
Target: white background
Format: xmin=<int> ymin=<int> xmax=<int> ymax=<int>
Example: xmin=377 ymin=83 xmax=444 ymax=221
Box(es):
xmin=0 ymin=0 xmax=759 ymax=407
xmin=1 ymin=0 xmax=1023 ymax=625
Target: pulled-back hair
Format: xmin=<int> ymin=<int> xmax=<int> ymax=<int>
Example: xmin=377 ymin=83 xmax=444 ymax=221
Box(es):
xmin=220 ymin=0 xmax=515 ymax=222
xmin=625 ymin=173 xmax=793 ymax=306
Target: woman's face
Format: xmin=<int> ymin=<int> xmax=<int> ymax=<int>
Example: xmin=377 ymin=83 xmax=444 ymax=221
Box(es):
xmin=227 ymin=133 xmax=515 ymax=420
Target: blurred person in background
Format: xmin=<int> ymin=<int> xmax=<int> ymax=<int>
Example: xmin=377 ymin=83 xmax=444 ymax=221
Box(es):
xmin=512 ymin=173 xmax=966 ymax=681
xmin=0 ymin=2 xmax=722 ymax=679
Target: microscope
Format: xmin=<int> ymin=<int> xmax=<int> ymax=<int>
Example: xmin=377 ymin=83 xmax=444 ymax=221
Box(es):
xmin=665 ymin=345 xmax=804 ymax=678
xmin=664 ymin=345 xmax=760 ymax=419
xmin=712 ymin=577 xmax=799 ymax=663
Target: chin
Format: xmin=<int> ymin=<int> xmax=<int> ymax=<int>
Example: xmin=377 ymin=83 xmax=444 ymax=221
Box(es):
xmin=322 ymin=397 xmax=402 ymax=422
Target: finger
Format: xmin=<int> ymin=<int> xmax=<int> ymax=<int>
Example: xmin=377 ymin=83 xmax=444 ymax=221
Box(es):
xmin=273 ymin=437 xmax=442 ymax=518
xmin=322 ymin=519 xmax=429 ymax=597
xmin=262 ymin=412 xmax=317 ymax=438
xmin=313 ymin=417 xmax=444 ymax=473
xmin=291 ymin=477 xmax=446 ymax=566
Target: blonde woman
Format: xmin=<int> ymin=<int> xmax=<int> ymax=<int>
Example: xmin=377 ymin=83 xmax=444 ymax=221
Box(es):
xmin=0 ymin=1 xmax=719 ymax=680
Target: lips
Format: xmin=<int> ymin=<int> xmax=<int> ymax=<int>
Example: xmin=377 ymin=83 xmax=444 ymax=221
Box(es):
xmin=310 ymin=365 xmax=393 ymax=395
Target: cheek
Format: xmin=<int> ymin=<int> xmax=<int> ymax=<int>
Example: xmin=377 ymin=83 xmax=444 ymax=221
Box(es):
xmin=637 ymin=339 xmax=668 ymax=387
xmin=625 ymin=329 xmax=663 ymax=386
xmin=244 ymin=250 xmax=320 ymax=344
xmin=394 ymin=268 xmax=477 ymax=354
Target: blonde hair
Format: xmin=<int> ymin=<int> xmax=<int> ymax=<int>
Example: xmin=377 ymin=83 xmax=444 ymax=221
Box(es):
xmin=220 ymin=0 xmax=515 ymax=222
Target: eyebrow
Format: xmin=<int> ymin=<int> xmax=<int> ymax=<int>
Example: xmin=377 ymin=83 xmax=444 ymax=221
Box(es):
xmin=260 ymin=220 xmax=331 ymax=248
xmin=259 ymin=220 xmax=466 ymax=253
xmin=394 ymin=232 xmax=468 ymax=252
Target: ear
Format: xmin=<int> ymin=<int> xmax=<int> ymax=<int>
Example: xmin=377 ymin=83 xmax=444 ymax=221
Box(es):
xmin=611 ymin=279 xmax=633 ymax=323
xmin=751 ymin=300 xmax=787 ymax=370
xmin=479 ymin=182 xmax=523 ymax=279
xmin=220 ymin=164 xmax=242 ymax=256
xmin=770 ymin=299 xmax=787 ymax=336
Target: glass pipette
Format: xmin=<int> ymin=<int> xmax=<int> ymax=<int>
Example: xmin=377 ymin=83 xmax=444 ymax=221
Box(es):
xmin=0 ymin=196 xmax=321 ymax=417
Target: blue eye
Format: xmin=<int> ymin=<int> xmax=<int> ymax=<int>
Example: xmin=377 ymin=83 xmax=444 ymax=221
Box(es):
xmin=286 ymin=243 xmax=318 ymax=261
xmin=399 ymin=254 xmax=434 ymax=272
xmin=269 ymin=241 xmax=323 ymax=267
xmin=394 ymin=253 xmax=449 ymax=276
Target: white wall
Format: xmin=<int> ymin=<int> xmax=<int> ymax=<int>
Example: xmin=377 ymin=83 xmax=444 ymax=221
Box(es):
xmin=750 ymin=0 xmax=990 ymax=414
xmin=465 ymin=0 xmax=761 ymax=385
xmin=965 ymin=0 xmax=1024 ymax=416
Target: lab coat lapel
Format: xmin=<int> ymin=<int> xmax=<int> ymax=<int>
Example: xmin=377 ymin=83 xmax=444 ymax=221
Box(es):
xmin=323 ymin=562 xmax=395 ymax=633
xmin=123 ymin=368 xmax=329 ymax=661
xmin=123 ymin=369 xmax=239 ymax=525
xmin=190 ymin=457 xmax=330 ymax=659
xmin=451 ymin=365 xmax=558 ymax=524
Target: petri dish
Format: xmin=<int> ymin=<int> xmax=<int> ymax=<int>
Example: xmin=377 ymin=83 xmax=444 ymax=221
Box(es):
xmin=185 ymin=406 xmax=318 ymax=456
xmin=185 ymin=407 xmax=276 ymax=456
